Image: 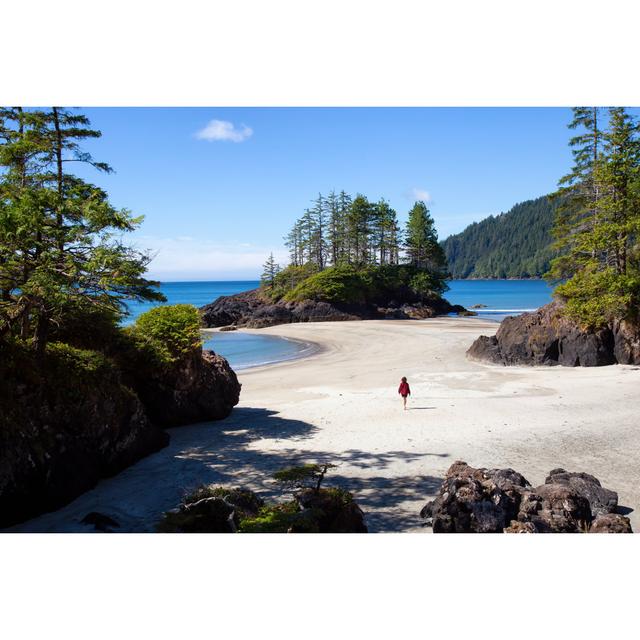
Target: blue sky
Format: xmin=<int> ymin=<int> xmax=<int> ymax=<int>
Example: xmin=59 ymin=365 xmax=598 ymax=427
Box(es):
xmin=74 ymin=107 xmax=609 ymax=280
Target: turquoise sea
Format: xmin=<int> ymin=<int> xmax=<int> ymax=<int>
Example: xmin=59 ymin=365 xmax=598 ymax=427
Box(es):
xmin=124 ymin=279 xmax=553 ymax=370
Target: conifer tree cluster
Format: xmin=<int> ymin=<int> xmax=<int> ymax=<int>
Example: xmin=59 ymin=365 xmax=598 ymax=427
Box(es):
xmin=0 ymin=107 xmax=163 ymax=355
xmin=548 ymin=107 xmax=640 ymax=327
xmin=282 ymin=191 xmax=445 ymax=273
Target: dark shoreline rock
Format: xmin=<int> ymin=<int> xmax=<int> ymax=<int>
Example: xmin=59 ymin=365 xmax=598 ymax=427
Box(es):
xmin=420 ymin=461 xmax=632 ymax=533
xmin=467 ymin=301 xmax=640 ymax=367
xmin=0 ymin=346 xmax=241 ymax=529
xmin=200 ymin=288 xmax=467 ymax=329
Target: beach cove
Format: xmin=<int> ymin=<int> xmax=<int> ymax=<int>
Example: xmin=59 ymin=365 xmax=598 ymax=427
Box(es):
xmin=9 ymin=316 xmax=640 ymax=533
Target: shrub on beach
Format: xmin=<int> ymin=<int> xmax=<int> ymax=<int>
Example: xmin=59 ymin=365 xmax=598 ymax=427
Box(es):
xmin=126 ymin=304 xmax=203 ymax=366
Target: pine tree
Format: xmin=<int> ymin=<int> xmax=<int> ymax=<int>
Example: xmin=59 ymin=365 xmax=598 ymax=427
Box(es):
xmin=404 ymin=201 xmax=447 ymax=273
xmin=550 ymin=107 xmax=603 ymax=278
xmin=550 ymin=107 xmax=640 ymax=326
xmin=261 ymin=252 xmax=280 ymax=287
xmin=0 ymin=107 xmax=163 ymax=354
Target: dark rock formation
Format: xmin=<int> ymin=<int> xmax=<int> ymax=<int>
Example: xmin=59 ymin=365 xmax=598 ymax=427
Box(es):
xmin=467 ymin=301 xmax=640 ymax=367
xmin=0 ymin=363 xmax=168 ymax=529
xmin=544 ymin=468 xmax=618 ymax=517
xmin=589 ymin=513 xmax=633 ymax=533
xmin=127 ymin=347 xmax=241 ymax=428
xmin=157 ymin=487 xmax=265 ymax=533
xmin=81 ymin=512 xmax=121 ymax=532
xmin=294 ymin=487 xmax=368 ymax=533
xmin=0 ymin=345 xmax=241 ymax=529
xmin=420 ymin=461 xmax=631 ymax=533
xmin=200 ymin=288 xmax=466 ymax=329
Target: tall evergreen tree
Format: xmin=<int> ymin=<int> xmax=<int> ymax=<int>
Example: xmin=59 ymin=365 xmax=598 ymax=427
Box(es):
xmin=550 ymin=107 xmax=640 ymax=326
xmin=0 ymin=107 xmax=163 ymax=354
xmin=403 ymin=201 xmax=447 ymax=273
xmin=261 ymin=252 xmax=280 ymax=287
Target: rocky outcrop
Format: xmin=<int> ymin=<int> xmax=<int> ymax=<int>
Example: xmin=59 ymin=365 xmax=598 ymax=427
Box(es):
xmin=293 ymin=487 xmax=368 ymax=533
xmin=127 ymin=347 xmax=241 ymax=428
xmin=158 ymin=485 xmax=368 ymax=533
xmin=200 ymin=288 xmax=465 ymax=329
xmin=0 ymin=344 xmax=241 ymax=529
xmin=467 ymin=301 xmax=640 ymax=366
xmin=420 ymin=461 xmax=631 ymax=533
xmin=0 ymin=359 xmax=168 ymax=529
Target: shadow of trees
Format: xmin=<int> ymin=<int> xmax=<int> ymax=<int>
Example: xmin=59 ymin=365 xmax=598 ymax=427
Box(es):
xmin=10 ymin=406 xmax=446 ymax=533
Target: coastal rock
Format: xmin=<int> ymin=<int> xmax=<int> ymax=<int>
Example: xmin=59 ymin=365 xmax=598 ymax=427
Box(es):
xmin=128 ymin=347 xmax=241 ymax=428
xmin=420 ymin=461 xmax=530 ymax=533
xmin=544 ymin=469 xmax=618 ymax=517
xmin=420 ymin=461 xmax=631 ymax=533
xmin=0 ymin=358 xmax=168 ymax=529
xmin=294 ymin=487 xmax=368 ymax=533
xmin=589 ymin=513 xmax=633 ymax=533
xmin=467 ymin=301 xmax=638 ymax=367
xmin=200 ymin=288 xmax=465 ymax=329
xmin=1 ymin=340 xmax=241 ymax=528
xmin=157 ymin=486 xmax=264 ymax=533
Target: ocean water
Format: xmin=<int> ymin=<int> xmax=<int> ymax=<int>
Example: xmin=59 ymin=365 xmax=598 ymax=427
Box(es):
xmin=445 ymin=279 xmax=553 ymax=322
xmin=123 ymin=279 xmax=553 ymax=369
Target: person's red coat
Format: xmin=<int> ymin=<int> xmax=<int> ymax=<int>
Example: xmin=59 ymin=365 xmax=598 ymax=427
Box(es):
xmin=398 ymin=381 xmax=410 ymax=397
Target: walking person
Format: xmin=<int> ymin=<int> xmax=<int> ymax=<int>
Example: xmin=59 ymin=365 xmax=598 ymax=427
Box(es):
xmin=398 ymin=376 xmax=411 ymax=410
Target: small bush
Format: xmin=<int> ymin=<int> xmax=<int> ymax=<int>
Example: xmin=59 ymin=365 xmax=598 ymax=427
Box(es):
xmin=267 ymin=263 xmax=320 ymax=301
xmin=237 ymin=501 xmax=315 ymax=533
xmin=128 ymin=304 xmax=202 ymax=365
xmin=45 ymin=342 xmax=116 ymax=378
xmin=283 ymin=265 xmax=369 ymax=304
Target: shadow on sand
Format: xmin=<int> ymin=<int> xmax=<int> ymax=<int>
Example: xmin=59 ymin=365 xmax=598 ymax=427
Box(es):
xmin=9 ymin=406 xmax=447 ymax=533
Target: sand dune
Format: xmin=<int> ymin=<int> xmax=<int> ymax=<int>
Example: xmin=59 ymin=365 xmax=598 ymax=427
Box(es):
xmin=8 ymin=318 xmax=640 ymax=533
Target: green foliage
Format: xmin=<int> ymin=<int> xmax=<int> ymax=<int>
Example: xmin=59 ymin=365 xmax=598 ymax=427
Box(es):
xmin=404 ymin=201 xmax=447 ymax=274
xmin=283 ymin=264 xmax=368 ymax=304
xmin=260 ymin=252 xmax=280 ymax=289
xmin=441 ymin=196 xmax=560 ymax=278
xmin=547 ymin=107 xmax=640 ymax=327
xmin=555 ymin=267 xmax=640 ymax=328
xmin=0 ymin=107 xmax=164 ymax=355
xmin=45 ymin=342 xmax=116 ymax=378
xmin=281 ymin=263 xmax=447 ymax=305
xmin=266 ymin=263 xmax=319 ymax=301
xmin=128 ymin=304 xmax=202 ymax=365
xmin=273 ymin=463 xmax=337 ymax=493
xmin=236 ymin=501 xmax=307 ymax=533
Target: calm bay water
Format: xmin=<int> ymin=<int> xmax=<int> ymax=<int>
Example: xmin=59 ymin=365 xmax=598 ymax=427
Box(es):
xmin=123 ymin=279 xmax=553 ymax=369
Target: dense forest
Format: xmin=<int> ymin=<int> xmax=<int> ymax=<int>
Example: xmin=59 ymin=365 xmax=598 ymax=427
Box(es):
xmin=440 ymin=195 xmax=558 ymax=279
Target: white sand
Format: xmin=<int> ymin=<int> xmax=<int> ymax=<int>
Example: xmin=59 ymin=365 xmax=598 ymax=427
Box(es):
xmin=8 ymin=318 xmax=640 ymax=533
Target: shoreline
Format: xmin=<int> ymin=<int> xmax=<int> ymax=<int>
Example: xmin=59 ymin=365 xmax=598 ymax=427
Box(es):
xmin=201 ymin=327 xmax=325 ymax=371
xmin=7 ymin=316 xmax=639 ymax=533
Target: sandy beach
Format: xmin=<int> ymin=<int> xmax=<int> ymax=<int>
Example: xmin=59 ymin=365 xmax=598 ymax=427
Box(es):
xmin=8 ymin=317 xmax=640 ymax=533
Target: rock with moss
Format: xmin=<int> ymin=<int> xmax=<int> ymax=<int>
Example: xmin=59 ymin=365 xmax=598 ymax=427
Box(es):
xmin=467 ymin=301 xmax=640 ymax=367
xmin=200 ymin=264 xmax=466 ymax=329
xmin=157 ymin=486 xmax=264 ymax=533
xmin=0 ymin=340 xmax=168 ymax=528
xmin=120 ymin=305 xmax=241 ymax=427
xmin=0 ymin=304 xmax=242 ymax=529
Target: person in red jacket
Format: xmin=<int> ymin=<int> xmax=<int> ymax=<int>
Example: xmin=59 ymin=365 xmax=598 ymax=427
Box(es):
xmin=398 ymin=376 xmax=410 ymax=410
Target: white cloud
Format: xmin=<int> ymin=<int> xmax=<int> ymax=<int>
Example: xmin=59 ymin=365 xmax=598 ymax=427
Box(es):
xmin=195 ymin=119 xmax=253 ymax=142
xmin=133 ymin=235 xmax=287 ymax=280
xmin=410 ymin=188 xmax=432 ymax=202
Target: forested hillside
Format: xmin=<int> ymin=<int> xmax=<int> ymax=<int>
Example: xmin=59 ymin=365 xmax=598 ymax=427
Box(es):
xmin=441 ymin=195 xmax=558 ymax=279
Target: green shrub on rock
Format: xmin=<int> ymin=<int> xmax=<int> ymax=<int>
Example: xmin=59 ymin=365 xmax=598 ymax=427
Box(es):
xmin=127 ymin=304 xmax=203 ymax=366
